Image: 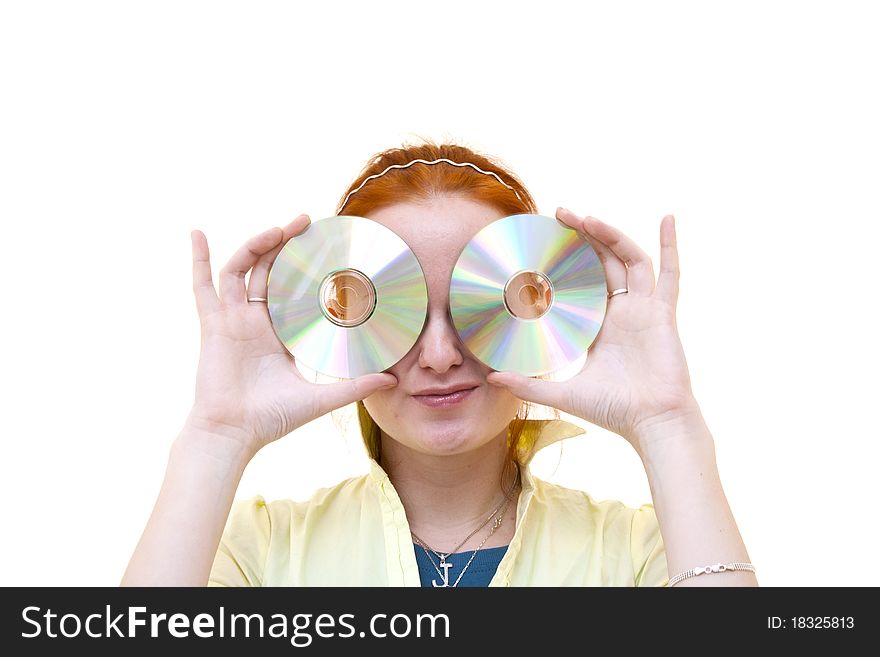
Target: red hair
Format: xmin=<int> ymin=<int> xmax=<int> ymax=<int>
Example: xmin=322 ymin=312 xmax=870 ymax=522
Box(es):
xmin=335 ymin=138 xmax=551 ymax=467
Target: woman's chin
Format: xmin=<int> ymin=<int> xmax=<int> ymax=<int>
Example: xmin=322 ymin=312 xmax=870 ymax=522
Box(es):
xmin=395 ymin=420 xmax=502 ymax=457
xmin=416 ymin=435 xmax=475 ymax=456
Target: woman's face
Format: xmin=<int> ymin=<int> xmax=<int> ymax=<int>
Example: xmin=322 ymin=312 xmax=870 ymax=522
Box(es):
xmin=363 ymin=196 xmax=522 ymax=456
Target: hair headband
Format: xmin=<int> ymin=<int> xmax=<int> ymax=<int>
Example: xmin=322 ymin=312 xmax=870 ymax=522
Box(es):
xmin=339 ymin=157 xmax=525 ymax=211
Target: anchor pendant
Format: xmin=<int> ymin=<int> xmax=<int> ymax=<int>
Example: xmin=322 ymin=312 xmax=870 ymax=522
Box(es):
xmin=432 ymin=558 xmax=453 ymax=587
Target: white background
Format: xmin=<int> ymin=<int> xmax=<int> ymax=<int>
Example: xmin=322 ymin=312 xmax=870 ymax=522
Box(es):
xmin=1 ymin=1 xmax=877 ymax=586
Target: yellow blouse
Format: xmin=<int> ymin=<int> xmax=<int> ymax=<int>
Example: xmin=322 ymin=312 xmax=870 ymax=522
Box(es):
xmin=208 ymin=420 xmax=669 ymax=587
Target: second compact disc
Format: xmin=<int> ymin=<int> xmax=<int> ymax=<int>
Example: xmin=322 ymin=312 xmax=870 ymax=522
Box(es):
xmin=267 ymin=215 xmax=428 ymax=378
xmin=449 ymin=213 xmax=607 ymax=376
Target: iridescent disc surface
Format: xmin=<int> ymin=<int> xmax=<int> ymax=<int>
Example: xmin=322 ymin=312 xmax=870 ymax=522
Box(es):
xmin=449 ymin=213 xmax=607 ymax=376
xmin=268 ymin=216 xmax=428 ymax=378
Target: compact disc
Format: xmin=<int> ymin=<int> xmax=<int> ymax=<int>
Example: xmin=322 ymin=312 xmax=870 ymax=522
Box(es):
xmin=267 ymin=215 xmax=428 ymax=378
xmin=449 ymin=213 xmax=607 ymax=376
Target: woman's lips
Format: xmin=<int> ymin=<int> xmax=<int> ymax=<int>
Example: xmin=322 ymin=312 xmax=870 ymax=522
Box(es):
xmin=411 ymin=387 xmax=477 ymax=408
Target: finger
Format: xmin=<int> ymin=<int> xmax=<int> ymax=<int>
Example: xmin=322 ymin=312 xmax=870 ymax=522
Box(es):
xmin=554 ymin=206 xmax=586 ymax=233
xmin=486 ymin=371 xmax=576 ymax=416
xmin=312 ymin=372 xmax=399 ymax=418
xmin=581 ymin=215 xmax=656 ymax=297
xmin=590 ymin=237 xmax=628 ymax=296
xmin=655 ymin=215 xmax=679 ymax=306
xmin=218 ymin=227 xmax=284 ymax=306
xmin=247 ymin=214 xmax=311 ymax=300
xmin=191 ymin=230 xmax=220 ymax=317
xmin=556 ymin=208 xmax=627 ymax=293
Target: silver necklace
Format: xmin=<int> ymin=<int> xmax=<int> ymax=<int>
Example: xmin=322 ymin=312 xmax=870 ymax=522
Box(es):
xmin=414 ymin=494 xmax=512 ymax=587
xmin=411 ymin=463 xmax=519 ymax=588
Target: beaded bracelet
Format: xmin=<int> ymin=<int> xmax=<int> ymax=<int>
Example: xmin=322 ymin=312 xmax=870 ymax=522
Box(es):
xmin=668 ymin=562 xmax=756 ymax=587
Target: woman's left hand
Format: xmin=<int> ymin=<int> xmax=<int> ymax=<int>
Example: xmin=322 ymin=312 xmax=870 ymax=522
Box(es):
xmin=486 ymin=208 xmax=701 ymax=450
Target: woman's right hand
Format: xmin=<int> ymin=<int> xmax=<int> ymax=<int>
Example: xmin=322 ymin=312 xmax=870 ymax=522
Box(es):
xmin=186 ymin=214 xmax=398 ymax=455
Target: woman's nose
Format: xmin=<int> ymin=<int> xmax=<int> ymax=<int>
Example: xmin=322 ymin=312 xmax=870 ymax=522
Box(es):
xmin=416 ymin=312 xmax=465 ymax=373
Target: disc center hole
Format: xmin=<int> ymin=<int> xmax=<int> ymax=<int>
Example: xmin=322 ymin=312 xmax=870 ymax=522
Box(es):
xmin=319 ymin=269 xmax=376 ymax=327
xmin=504 ymin=270 xmax=553 ymax=320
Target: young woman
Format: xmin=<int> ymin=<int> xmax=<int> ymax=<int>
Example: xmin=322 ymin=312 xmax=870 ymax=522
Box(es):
xmin=122 ymin=141 xmax=756 ymax=587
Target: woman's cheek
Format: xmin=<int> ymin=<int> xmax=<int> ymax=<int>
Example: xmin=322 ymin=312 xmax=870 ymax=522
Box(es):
xmin=364 ymin=390 xmax=400 ymax=426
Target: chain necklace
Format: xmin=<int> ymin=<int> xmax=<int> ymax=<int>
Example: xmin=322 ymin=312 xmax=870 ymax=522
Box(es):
xmin=411 ymin=463 xmax=519 ymax=588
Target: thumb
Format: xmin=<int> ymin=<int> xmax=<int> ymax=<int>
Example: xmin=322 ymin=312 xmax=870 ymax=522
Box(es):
xmin=313 ymin=373 xmax=398 ymax=418
xmin=486 ymin=371 xmax=573 ymax=413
